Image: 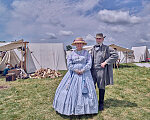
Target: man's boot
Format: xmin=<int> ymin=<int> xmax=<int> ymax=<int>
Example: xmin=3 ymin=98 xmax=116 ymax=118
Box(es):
xmin=99 ymin=89 xmax=105 ymax=111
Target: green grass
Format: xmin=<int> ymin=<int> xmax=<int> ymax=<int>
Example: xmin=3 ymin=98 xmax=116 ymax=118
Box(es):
xmin=0 ymin=64 xmax=150 ymax=120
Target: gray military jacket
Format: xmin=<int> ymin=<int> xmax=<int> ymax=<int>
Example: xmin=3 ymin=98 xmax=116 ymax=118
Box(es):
xmin=91 ymin=44 xmax=118 ymax=86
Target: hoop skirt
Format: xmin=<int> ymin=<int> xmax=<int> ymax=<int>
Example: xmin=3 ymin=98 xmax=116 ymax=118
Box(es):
xmin=53 ymin=50 xmax=98 ymax=115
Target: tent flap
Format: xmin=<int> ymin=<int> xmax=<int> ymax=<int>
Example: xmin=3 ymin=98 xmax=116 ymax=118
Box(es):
xmin=0 ymin=50 xmax=20 ymax=71
xmin=26 ymin=47 xmax=37 ymax=73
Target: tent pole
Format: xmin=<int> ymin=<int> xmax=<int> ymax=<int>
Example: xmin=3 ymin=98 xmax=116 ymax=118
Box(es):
xmin=21 ymin=40 xmax=24 ymax=79
xmin=126 ymin=51 xmax=127 ymax=64
xmin=24 ymin=42 xmax=27 ymax=72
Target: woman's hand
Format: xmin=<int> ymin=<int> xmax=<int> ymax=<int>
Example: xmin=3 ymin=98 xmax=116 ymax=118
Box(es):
xmin=74 ymin=69 xmax=84 ymax=75
xmin=78 ymin=70 xmax=84 ymax=75
xmin=74 ymin=69 xmax=80 ymax=74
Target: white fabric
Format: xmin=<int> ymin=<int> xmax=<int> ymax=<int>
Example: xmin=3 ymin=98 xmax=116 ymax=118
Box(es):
xmin=28 ymin=43 xmax=67 ymax=70
xmin=26 ymin=47 xmax=36 ymax=73
xmin=0 ymin=42 xmax=67 ymax=72
xmin=118 ymin=51 xmax=134 ymax=63
xmin=65 ymin=50 xmax=73 ymax=59
xmin=83 ymin=45 xmax=94 ymax=51
xmin=108 ymin=44 xmax=134 ymax=63
xmin=0 ymin=52 xmax=2 ymax=62
xmin=68 ymin=45 xmax=134 ymax=63
xmin=13 ymin=48 xmax=36 ymax=73
xmin=148 ymin=49 xmax=150 ymax=58
xmin=0 ymin=48 xmax=36 ymax=73
xmin=0 ymin=50 xmax=20 ymax=71
xmin=66 ymin=46 xmax=94 ymax=59
xmin=132 ymin=46 xmax=149 ymax=62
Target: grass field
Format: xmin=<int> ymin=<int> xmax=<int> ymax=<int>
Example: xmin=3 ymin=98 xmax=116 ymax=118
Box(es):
xmin=0 ymin=64 xmax=150 ymax=120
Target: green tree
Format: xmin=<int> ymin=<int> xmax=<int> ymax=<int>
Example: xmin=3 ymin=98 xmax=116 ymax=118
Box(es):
xmin=0 ymin=41 xmax=6 ymax=43
xmin=66 ymin=45 xmax=72 ymax=51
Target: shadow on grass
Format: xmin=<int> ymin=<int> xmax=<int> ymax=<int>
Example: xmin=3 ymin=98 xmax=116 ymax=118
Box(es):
xmin=0 ymin=74 xmax=5 ymax=78
xmin=56 ymin=111 xmax=98 ymax=120
xmin=105 ymin=98 xmax=137 ymax=108
xmin=113 ymin=63 xmax=138 ymax=69
xmin=0 ymin=74 xmax=5 ymax=82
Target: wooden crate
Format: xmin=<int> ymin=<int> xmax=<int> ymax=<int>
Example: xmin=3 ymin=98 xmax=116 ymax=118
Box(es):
xmin=6 ymin=73 xmax=16 ymax=81
xmin=8 ymin=69 xmax=21 ymax=76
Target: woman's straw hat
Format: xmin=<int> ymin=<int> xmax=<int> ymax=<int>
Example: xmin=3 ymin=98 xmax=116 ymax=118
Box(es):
xmin=71 ymin=37 xmax=87 ymax=46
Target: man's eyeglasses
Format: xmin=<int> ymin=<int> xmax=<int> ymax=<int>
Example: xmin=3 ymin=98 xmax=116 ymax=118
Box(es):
xmin=96 ymin=38 xmax=103 ymax=39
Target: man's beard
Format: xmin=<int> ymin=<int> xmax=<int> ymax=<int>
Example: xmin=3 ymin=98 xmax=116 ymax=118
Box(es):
xmin=97 ymin=42 xmax=103 ymax=45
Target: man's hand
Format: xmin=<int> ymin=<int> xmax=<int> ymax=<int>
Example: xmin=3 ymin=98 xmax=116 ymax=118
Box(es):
xmin=101 ymin=61 xmax=107 ymax=68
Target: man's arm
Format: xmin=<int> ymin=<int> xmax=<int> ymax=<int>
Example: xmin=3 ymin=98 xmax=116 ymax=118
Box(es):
xmin=105 ymin=47 xmax=118 ymax=65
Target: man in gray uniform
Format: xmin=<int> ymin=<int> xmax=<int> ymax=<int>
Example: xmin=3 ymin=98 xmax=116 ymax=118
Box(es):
xmin=91 ymin=33 xmax=118 ymax=111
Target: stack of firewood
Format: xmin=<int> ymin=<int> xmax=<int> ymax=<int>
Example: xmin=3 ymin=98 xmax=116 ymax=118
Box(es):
xmin=29 ymin=68 xmax=62 ymax=79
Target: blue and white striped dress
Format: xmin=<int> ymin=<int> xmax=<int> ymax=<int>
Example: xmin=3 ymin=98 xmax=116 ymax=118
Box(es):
xmin=53 ymin=49 xmax=98 ymax=115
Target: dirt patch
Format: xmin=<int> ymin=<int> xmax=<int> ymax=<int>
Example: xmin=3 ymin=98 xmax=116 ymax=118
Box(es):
xmin=146 ymin=92 xmax=150 ymax=97
xmin=0 ymin=85 xmax=8 ymax=90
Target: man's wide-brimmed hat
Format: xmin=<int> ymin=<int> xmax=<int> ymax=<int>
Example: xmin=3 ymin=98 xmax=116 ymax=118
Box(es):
xmin=71 ymin=37 xmax=87 ymax=46
xmin=95 ymin=33 xmax=106 ymax=39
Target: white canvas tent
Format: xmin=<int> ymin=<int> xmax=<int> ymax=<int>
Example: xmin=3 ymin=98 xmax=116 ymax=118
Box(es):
xmin=132 ymin=46 xmax=149 ymax=62
xmin=66 ymin=44 xmax=135 ymax=63
xmin=118 ymin=51 xmax=135 ymax=63
xmin=0 ymin=40 xmax=36 ymax=73
xmin=65 ymin=45 xmax=94 ymax=59
xmin=109 ymin=44 xmax=134 ymax=63
xmin=0 ymin=41 xmax=67 ymax=73
xmin=83 ymin=45 xmax=94 ymax=51
xmin=148 ymin=49 xmax=150 ymax=58
xmin=28 ymin=43 xmax=67 ymax=70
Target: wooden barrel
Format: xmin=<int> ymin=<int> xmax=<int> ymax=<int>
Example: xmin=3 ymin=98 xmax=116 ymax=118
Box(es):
xmin=6 ymin=73 xmax=16 ymax=81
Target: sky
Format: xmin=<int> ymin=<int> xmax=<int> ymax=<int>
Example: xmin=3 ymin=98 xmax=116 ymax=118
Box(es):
xmin=0 ymin=0 xmax=150 ymax=49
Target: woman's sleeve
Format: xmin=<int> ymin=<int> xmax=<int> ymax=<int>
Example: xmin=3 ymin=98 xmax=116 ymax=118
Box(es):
xmin=67 ymin=52 xmax=76 ymax=71
xmin=81 ymin=51 xmax=92 ymax=72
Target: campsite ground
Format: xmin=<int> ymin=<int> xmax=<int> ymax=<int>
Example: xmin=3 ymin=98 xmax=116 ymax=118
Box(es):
xmin=0 ymin=64 xmax=150 ymax=120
